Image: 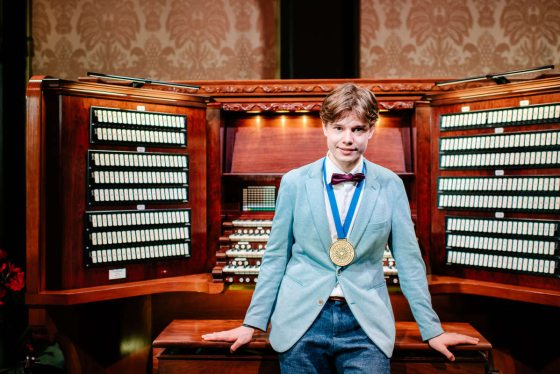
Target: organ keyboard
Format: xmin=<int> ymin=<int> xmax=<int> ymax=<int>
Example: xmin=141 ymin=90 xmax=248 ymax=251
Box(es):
xmin=383 ymin=247 xmax=399 ymax=285
xmin=213 ymin=219 xmax=271 ymax=284
xmin=213 ymin=219 xmax=399 ymax=285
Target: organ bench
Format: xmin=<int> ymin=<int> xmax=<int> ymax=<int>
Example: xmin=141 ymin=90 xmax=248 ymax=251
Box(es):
xmin=152 ymin=319 xmax=495 ymax=374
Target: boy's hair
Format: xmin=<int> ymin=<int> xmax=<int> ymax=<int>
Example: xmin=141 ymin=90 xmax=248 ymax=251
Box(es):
xmin=319 ymin=83 xmax=379 ymax=128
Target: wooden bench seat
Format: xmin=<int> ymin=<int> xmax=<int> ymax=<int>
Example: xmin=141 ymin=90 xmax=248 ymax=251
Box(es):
xmin=153 ymin=319 xmax=494 ymax=374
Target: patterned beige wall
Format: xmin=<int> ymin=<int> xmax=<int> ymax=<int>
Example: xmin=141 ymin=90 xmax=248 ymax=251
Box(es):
xmin=360 ymin=0 xmax=560 ymax=78
xmin=31 ymin=0 xmax=278 ymax=80
xmin=31 ymin=0 xmax=559 ymax=80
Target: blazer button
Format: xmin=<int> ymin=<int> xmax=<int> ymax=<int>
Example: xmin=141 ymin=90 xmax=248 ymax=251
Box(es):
xmin=317 ymin=299 xmax=324 ymax=305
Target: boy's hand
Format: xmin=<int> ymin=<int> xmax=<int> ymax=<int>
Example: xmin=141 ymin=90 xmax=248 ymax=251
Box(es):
xmin=202 ymin=325 xmax=255 ymax=353
xmin=428 ymin=332 xmax=480 ymax=361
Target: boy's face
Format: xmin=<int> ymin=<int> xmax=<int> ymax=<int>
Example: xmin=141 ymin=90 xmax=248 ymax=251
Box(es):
xmin=322 ymin=114 xmax=374 ymax=172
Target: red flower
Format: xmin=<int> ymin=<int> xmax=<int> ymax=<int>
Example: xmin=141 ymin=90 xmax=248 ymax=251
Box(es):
xmin=0 ymin=247 xmax=25 ymax=304
xmin=6 ymin=264 xmax=25 ymax=292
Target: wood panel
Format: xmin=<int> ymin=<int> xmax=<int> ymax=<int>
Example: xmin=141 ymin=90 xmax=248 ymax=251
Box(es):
xmin=26 ymin=77 xmax=214 ymax=302
xmin=205 ymin=80 xmax=421 ymax=287
xmin=223 ymin=112 xmax=413 ymax=175
xmin=423 ymin=76 xmax=560 ymax=297
xmin=153 ymin=319 xmax=492 ymax=374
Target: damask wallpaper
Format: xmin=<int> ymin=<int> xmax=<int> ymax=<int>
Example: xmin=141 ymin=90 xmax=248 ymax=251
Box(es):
xmin=31 ymin=0 xmax=278 ymax=80
xmin=360 ymin=0 xmax=560 ymax=78
xmin=31 ymin=0 xmax=559 ymax=80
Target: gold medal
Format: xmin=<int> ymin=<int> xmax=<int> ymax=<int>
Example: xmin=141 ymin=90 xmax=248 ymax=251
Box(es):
xmin=329 ymin=239 xmax=355 ymax=266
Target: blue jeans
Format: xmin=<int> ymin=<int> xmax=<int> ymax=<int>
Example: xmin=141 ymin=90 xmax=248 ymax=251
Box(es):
xmin=278 ymin=299 xmax=390 ymax=373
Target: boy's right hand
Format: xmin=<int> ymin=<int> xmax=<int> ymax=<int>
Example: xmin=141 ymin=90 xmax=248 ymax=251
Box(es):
xmin=201 ymin=325 xmax=255 ymax=353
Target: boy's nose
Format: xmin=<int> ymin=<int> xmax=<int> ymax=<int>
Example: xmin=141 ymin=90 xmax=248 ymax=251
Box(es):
xmin=342 ymin=130 xmax=353 ymax=143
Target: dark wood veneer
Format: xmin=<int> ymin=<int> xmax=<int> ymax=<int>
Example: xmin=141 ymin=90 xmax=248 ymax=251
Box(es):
xmin=27 ymin=76 xmax=560 ymax=304
xmin=424 ymin=77 xmax=560 ymax=295
xmin=26 ymin=77 xmax=214 ymax=302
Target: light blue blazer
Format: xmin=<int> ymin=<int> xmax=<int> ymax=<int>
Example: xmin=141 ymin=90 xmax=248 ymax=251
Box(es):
xmin=243 ymin=158 xmax=444 ymax=357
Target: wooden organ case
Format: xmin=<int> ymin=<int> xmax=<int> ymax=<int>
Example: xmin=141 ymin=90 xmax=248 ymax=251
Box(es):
xmin=197 ymin=77 xmax=560 ymax=308
xmin=420 ymin=76 xmax=560 ymax=305
xmin=26 ymin=76 xmax=220 ymax=305
xmin=25 ymin=76 xmax=560 ymax=373
xmin=204 ymin=80 xmax=426 ymax=288
xmin=153 ymin=79 xmax=498 ymax=373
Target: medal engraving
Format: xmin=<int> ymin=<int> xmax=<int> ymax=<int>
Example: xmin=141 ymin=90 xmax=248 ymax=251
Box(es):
xmin=329 ymin=239 xmax=355 ymax=266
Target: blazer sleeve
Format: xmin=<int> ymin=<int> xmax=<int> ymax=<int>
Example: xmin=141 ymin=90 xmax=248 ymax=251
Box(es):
xmin=389 ymin=177 xmax=444 ymax=341
xmin=243 ymin=172 xmax=296 ymax=331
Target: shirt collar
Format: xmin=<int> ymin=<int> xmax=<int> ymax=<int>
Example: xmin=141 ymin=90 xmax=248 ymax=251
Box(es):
xmin=325 ymin=153 xmax=364 ymax=184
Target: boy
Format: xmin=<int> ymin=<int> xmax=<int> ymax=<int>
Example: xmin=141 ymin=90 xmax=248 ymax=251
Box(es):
xmin=203 ymin=83 xmax=478 ymax=373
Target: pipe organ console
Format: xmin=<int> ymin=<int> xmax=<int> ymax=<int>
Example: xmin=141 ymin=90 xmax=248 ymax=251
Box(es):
xmin=26 ymin=77 xmax=211 ymax=302
xmin=26 ymin=76 xmax=560 ymax=373
xmin=207 ymin=96 xmax=407 ymax=286
xmin=213 ymin=218 xmax=398 ymax=285
xmin=425 ymin=77 xmax=560 ymax=297
xmin=26 ymin=76 xmax=560 ymax=304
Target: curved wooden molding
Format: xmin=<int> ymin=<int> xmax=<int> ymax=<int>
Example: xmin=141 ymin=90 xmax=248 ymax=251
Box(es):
xmin=79 ymin=77 xmax=491 ymax=98
xmin=222 ymin=102 xmax=323 ymax=112
xmin=427 ymin=275 xmax=560 ymax=307
xmin=220 ymin=100 xmax=414 ymax=112
xmin=25 ymin=273 xmax=224 ymax=306
xmin=199 ymin=83 xmax=333 ymax=94
xmin=381 ymin=101 xmax=415 ymax=110
xmin=167 ymin=79 xmax=454 ymax=97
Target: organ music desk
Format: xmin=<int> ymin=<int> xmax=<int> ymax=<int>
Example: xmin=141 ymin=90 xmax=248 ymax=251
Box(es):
xmin=153 ymin=319 xmax=494 ymax=374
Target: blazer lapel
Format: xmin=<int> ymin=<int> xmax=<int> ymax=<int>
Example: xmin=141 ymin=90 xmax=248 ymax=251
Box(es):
xmin=349 ymin=161 xmax=381 ymax=246
xmin=305 ymin=159 xmax=332 ymax=252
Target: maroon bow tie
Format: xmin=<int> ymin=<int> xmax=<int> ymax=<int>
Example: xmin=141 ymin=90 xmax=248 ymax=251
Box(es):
xmin=330 ymin=172 xmax=365 ymax=185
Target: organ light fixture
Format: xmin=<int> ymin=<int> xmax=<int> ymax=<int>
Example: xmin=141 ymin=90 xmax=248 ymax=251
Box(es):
xmin=87 ymin=72 xmax=200 ymax=89
xmin=435 ymin=65 xmax=554 ymax=86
